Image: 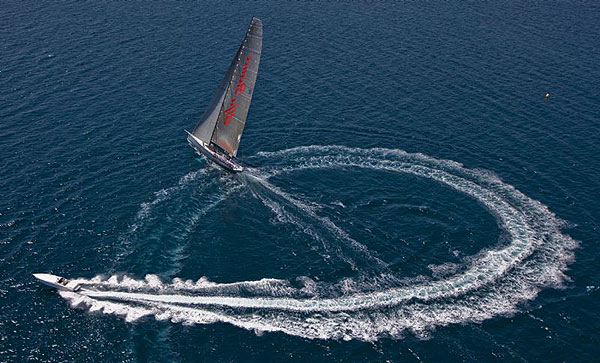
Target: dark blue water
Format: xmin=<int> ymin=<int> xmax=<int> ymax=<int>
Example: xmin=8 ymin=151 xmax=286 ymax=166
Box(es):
xmin=2 ymin=1 xmax=599 ymax=361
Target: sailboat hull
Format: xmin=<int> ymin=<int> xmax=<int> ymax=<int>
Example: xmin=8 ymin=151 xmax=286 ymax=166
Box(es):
xmin=188 ymin=17 xmax=261 ymax=173
xmin=187 ymin=132 xmax=243 ymax=173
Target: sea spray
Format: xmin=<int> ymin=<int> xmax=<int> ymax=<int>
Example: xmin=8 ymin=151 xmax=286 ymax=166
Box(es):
xmin=60 ymin=146 xmax=577 ymax=341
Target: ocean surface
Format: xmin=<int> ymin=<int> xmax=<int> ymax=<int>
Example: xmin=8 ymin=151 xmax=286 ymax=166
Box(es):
xmin=1 ymin=1 xmax=599 ymax=361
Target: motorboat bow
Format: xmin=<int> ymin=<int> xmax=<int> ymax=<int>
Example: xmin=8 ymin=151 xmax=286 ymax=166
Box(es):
xmin=33 ymin=273 xmax=81 ymax=292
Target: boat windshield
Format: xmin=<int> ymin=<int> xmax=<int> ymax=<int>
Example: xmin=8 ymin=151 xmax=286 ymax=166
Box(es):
xmin=57 ymin=277 xmax=67 ymax=285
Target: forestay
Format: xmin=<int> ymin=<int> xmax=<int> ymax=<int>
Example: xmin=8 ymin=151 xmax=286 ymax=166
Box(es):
xmin=191 ymin=17 xmax=262 ymax=157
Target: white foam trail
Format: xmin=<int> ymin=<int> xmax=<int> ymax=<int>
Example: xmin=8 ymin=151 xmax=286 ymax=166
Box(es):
xmin=162 ymin=182 xmax=244 ymax=277
xmin=61 ymin=146 xmax=577 ymax=341
xmin=134 ymin=169 xmax=207 ymax=231
xmin=112 ymin=169 xmax=209 ymax=267
xmin=245 ymin=172 xmax=387 ymax=269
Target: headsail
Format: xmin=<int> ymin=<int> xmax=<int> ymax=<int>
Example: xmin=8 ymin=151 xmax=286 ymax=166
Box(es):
xmin=190 ymin=57 xmax=236 ymax=143
xmin=211 ymin=17 xmax=263 ymax=156
xmin=191 ymin=17 xmax=262 ymax=155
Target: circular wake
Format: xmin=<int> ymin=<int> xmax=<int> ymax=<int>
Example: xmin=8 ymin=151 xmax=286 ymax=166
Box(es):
xmin=59 ymin=146 xmax=577 ymax=341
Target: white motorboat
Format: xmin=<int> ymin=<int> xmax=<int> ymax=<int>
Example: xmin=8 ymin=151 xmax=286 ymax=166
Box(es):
xmin=33 ymin=273 xmax=81 ymax=292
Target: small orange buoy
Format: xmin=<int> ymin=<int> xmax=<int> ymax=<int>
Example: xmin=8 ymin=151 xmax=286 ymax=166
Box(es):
xmin=545 ymin=92 xmax=550 ymax=99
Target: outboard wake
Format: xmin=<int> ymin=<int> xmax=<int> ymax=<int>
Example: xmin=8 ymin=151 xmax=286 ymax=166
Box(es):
xmin=59 ymin=146 xmax=577 ymax=341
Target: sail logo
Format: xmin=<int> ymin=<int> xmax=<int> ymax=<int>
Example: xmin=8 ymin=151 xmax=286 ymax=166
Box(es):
xmin=235 ymin=55 xmax=252 ymax=95
xmin=223 ymin=99 xmax=237 ymax=125
xmin=224 ymin=55 xmax=252 ymax=125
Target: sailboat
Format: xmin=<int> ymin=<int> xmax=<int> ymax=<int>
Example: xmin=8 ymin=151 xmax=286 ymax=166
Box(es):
xmin=186 ymin=17 xmax=263 ymax=172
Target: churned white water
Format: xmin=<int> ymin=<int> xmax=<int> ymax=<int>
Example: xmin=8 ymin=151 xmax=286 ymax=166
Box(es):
xmin=60 ymin=146 xmax=577 ymax=341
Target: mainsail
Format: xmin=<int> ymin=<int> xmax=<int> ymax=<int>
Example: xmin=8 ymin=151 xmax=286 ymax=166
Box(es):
xmin=191 ymin=17 xmax=262 ymax=157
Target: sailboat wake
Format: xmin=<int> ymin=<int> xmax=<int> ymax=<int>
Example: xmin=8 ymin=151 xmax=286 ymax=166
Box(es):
xmin=59 ymin=146 xmax=577 ymax=341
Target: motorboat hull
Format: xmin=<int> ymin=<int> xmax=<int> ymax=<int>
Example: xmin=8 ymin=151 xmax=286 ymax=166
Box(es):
xmin=33 ymin=273 xmax=81 ymax=292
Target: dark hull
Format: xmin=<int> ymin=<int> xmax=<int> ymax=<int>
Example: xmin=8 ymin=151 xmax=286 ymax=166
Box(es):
xmin=187 ymin=134 xmax=243 ymax=173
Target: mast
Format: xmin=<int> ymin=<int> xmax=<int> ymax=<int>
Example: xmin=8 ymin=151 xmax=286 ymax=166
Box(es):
xmin=191 ymin=54 xmax=236 ymax=144
xmin=210 ymin=17 xmax=263 ymax=157
xmin=208 ymin=29 xmax=248 ymax=147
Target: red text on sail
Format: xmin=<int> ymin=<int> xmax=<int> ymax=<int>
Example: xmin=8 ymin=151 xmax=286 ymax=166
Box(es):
xmin=223 ymin=55 xmax=252 ymax=125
